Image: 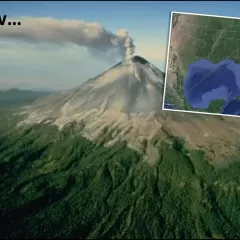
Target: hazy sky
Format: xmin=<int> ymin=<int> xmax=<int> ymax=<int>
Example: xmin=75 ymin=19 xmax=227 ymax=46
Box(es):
xmin=1 ymin=1 xmax=240 ymax=90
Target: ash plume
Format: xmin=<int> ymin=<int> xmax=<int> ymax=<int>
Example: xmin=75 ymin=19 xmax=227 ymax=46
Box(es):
xmin=0 ymin=17 xmax=135 ymax=60
xmin=116 ymin=29 xmax=135 ymax=63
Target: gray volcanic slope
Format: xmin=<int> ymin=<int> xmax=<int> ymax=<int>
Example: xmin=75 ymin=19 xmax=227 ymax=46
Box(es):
xmin=19 ymin=56 xmax=240 ymax=164
xmin=24 ymin=56 xmax=164 ymax=116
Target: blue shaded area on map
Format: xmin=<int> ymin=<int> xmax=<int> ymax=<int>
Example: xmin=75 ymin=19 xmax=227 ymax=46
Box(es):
xmin=164 ymin=100 xmax=174 ymax=109
xmin=221 ymin=99 xmax=240 ymax=115
xmin=184 ymin=59 xmax=240 ymax=115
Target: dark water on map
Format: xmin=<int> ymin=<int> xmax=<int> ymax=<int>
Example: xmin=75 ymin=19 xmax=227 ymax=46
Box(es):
xmin=184 ymin=59 xmax=240 ymax=115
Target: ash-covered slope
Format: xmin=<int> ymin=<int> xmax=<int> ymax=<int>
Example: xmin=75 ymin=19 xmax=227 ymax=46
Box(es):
xmin=19 ymin=56 xmax=166 ymax=163
xmin=26 ymin=56 xmax=164 ymax=116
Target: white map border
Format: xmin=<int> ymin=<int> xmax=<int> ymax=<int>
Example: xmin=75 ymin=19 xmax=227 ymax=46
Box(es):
xmin=162 ymin=11 xmax=240 ymax=119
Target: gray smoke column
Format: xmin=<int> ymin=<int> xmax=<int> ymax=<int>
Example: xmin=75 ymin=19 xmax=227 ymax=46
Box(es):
xmin=115 ymin=29 xmax=135 ymax=63
xmin=0 ymin=17 xmax=135 ymax=60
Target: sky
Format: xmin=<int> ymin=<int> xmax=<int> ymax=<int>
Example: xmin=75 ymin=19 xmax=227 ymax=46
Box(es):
xmin=1 ymin=1 xmax=240 ymax=90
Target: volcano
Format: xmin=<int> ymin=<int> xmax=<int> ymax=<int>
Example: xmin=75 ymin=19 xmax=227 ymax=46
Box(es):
xmin=23 ymin=56 xmax=165 ymax=116
xmin=19 ymin=56 xmax=240 ymax=164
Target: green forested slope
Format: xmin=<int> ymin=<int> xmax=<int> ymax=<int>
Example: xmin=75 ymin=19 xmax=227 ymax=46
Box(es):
xmin=1 ymin=111 xmax=240 ymax=239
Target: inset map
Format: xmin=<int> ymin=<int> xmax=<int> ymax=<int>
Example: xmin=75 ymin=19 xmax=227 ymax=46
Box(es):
xmin=163 ymin=11 xmax=240 ymax=117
